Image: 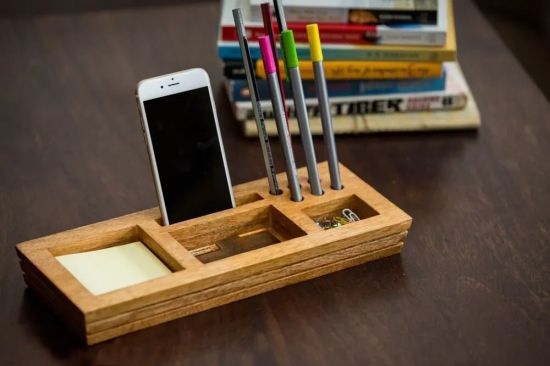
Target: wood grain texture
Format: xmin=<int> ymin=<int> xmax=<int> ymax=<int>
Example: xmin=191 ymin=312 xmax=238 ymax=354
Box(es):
xmin=86 ymin=242 xmax=405 ymax=345
xmin=1 ymin=0 xmax=550 ymax=364
xmin=16 ymin=162 xmax=411 ymax=343
xmin=84 ymin=235 xmax=407 ymax=336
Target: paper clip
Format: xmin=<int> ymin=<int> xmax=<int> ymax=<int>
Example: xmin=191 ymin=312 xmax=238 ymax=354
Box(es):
xmin=315 ymin=213 xmax=355 ymax=230
xmin=342 ymin=209 xmax=360 ymax=223
xmin=332 ymin=216 xmax=349 ymax=225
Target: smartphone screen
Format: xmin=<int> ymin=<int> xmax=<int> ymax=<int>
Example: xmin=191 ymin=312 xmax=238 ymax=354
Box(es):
xmin=143 ymin=86 xmax=234 ymax=224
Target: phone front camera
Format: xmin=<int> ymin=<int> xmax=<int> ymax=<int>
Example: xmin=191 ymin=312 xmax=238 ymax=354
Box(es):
xmin=161 ymin=86 xmax=164 ymax=88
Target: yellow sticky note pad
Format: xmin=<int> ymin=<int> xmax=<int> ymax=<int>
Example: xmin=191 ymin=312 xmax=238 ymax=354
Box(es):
xmin=56 ymin=242 xmax=172 ymax=296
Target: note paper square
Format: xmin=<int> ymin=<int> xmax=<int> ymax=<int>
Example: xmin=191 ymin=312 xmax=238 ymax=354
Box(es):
xmin=56 ymin=242 xmax=172 ymax=296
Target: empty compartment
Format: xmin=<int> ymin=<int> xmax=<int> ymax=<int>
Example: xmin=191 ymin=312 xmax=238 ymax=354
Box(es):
xmin=168 ymin=205 xmax=306 ymax=263
xmin=302 ymin=195 xmax=379 ymax=229
xmin=51 ymin=225 xmax=177 ymax=296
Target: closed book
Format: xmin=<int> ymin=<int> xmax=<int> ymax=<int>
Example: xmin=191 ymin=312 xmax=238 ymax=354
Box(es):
xmin=218 ymin=0 xmax=455 ymax=62
xmin=220 ymin=0 xmax=448 ymax=47
xmin=239 ymin=64 xmax=479 ymax=137
xmin=231 ymin=62 xmax=465 ymax=121
xmin=224 ymin=60 xmax=443 ymax=80
xmin=225 ymin=69 xmax=446 ymax=102
xmin=241 ymin=95 xmax=480 ymax=136
xmin=249 ymin=0 xmax=438 ymax=25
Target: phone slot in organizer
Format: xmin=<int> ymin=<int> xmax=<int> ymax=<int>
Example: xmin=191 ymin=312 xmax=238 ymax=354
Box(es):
xmin=167 ymin=205 xmax=306 ymax=263
xmin=50 ymin=225 xmax=178 ymax=296
xmin=154 ymin=192 xmax=264 ymax=226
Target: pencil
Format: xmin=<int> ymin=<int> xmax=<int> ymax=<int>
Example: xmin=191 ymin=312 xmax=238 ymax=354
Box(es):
xmin=272 ymin=0 xmax=288 ymax=32
xmin=280 ymin=30 xmax=323 ymax=196
xmin=232 ymin=9 xmax=280 ymax=195
xmin=271 ymin=0 xmax=290 ymax=84
xmin=306 ymin=24 xmax=342 ymax=190
xmin=260 ymin=3 xmax=290 ymax=131
xmin=258 ymin=35 xmax=302 ymax=202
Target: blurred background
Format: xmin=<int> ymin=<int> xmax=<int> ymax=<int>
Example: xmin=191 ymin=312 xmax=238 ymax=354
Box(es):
xmin=2 ymin=0 xmax=547 ymax=101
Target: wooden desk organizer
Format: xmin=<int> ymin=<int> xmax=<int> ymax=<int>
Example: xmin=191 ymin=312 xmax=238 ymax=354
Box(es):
xmin=16 ymin=162 xmax=412 ymax=345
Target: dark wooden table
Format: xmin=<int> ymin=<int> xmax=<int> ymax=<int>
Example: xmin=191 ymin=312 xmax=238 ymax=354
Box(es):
xmin=1 ymin=0 xmax=549 ymax=365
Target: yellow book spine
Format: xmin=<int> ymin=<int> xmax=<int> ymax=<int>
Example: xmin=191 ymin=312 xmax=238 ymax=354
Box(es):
xmin=255 ymin=60 xmax=443 ymax=80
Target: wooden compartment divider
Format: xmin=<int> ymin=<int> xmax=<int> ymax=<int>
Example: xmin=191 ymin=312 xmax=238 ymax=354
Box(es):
xmin=16 ymin=162 xmax=412 ymax=345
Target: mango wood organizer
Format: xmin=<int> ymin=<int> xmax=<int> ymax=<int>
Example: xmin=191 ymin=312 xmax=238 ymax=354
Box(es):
xmin=16 ymin=162 xmax=412 ymax=345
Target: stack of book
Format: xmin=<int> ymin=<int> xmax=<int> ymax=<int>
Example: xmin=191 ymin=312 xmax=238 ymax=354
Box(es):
xmin=218 ymin=0 xmax=481 ymax=136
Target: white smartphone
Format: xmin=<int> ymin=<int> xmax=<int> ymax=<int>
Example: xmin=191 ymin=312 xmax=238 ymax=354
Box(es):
xmin=136 ymin=68 xmax=235 ymax=226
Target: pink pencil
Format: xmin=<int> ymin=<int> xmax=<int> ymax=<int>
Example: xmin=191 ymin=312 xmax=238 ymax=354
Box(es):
xmin=258 ymin=35 xmax=302 ymax=202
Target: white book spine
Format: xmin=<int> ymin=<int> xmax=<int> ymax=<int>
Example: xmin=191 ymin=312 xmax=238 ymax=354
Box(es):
xmin=233 ymin=92 xmax=467 ymax=121
xmin=250 ymin=6 xmax=349 ymax=23
xmin=377 ymin=29 xmax=446 ymax=46
xmin=242 ymin=96 xmax=480 ymax=137
xmin=248 ymin=0 xmax=439 ymax=23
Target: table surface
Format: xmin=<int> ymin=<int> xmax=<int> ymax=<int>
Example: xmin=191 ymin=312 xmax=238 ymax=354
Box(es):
xmin=1 ymin=1 xmax=549 ymax=365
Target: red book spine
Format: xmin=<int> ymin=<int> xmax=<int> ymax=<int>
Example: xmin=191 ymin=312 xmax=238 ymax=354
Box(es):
xmin=222 ymin=23 xmax=378 ymax=45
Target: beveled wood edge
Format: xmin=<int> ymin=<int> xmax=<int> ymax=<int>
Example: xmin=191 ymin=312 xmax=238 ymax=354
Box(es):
xmin=21 ymin=262 xmax=85 ymax=337
xmin=16 ymin=208 xmax=161 ymax=252
xmin=17 ymin=246 xmax=98 ymax=313
xmin=84 ymin=230 xmax=408 ymax=335
xmin=85 ymin=242 xmax=405 ymax=345
xmin=86 ymin=209 xmax=411 ymax=321
xmin=137 ymin=222 xmax=203 ymax=271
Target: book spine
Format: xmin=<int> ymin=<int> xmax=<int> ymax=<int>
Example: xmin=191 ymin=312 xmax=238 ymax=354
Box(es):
xmin=226 ymin=60 xmax=443 ymax=80
xmin=223 ymin=62 xmax=247 ymax=79
xmin=346 ymin=9 xmax=438 ymax=25
xmin=243 ymin=111 xmax=480 ymax=137
xmin=217 ymin=42 xmax=455 ymax=62
xmin=221 ymin=24 xmax=376 ymax=46
xmin=376 ymin=29 xmax=446 ymax=46
xmin=254 ymin=60 xmax=443 ymax=80
xmin=252 ymin=7 xmax=348 ymax=24
xmin=249 ymin=6 xmax=437 ymax=25
xmin=221 ymin=24 xmax=444 ymax=46
xmin=290 ymin=9 xmax=437 ymax=25
xmin=227 ymin=71 xmax=446 ymax=102
xmin=234 ymin=92 xmax=467 ymax=121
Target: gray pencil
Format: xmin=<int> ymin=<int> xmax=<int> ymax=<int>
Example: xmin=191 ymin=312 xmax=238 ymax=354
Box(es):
xmin=233 ymin=9 xmax=280 ymax=195
xmin=280 ymin=30 xmax=323 ymax=196
xmin=258 ymin=35 xmax=302 ymax=202
xmin=273 ymin=0 xmax=288 ymax=32
xmin=306 ymin=24 xmax=342 ymax=190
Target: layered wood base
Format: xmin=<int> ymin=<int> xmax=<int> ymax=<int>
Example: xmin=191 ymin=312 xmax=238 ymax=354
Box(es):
xmin=16 ymin=162 xmax=412 ymax=345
